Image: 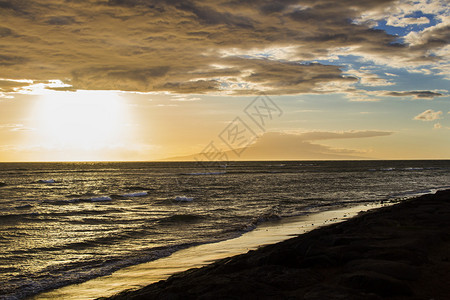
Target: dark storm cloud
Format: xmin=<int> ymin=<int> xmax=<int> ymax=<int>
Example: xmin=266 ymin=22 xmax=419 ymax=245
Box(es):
xmin=0 ymin=0 xmax=19 ymax=11
xmin=384 ymin=90 xmax=444 ymax=99
xmin=225 ymin=58 xmax=358 ymax=94
xmin=176 ymin=2 xmax=255 ymax=27
xmin=0 ymin=26 xmax=14 ymax=37
xmin=0 ymin=79 xmax=31 ymax=92
xmin=46 ymin=16 xmax=78 ymax=25
xmin=159 ymin=80 xmax=221 ymax=93
xmin=0 ymin=54 xmax=28 ymax=66
xmin=0 ymin=0 xmax=447 ymax=94
xmin=408 ymin=23 xmax=450 ymax=51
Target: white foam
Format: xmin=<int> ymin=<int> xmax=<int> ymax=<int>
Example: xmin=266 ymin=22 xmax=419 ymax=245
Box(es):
xmin=90 ymin=196 xmax=112 ymax=202
xmin=122 ymin=192 xmax=148 ymax=197
xmin=174 ymin=196 xmax=194 ymax=202
xmin=37 ymin=179 xmax=55 ymax=183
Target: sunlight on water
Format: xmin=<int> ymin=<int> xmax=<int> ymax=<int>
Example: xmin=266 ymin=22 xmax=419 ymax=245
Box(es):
xmin=0 ymin=160 xmax=449 ymax=299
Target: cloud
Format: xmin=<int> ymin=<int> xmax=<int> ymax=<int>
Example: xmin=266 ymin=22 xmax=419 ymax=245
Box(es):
xmin=346 ymin=69 xmax=394 ymax=86
xmin=383 ymin=90 xmax=444 ymax=99
xmin=288 ymin=130 xmax=393 ymax=141
xmin=46 ymin=16 xmax=78 ymax=26
xmin=346 ymin=89 xmax=445 ymax=102
xmin=0 ymin=79 xmax=32 ymax=93
xmin=171 ymin=95 xmax=202 ymax=101
xmin=405 ymin=20 xmax=450 ymax=50
xmin=0 ymin=55 xmax=28 ymax=66
xmin=413 ymin=109 xmax=443 ymax=121
xmin=433 ymin=122 xmax=450 ymax=130
xmin=354 ymin=90 xmax=445 ymax=100
xmin=0 ymin=0 xmax=447 ymax=95
xmin=0 ymin=26 xmax=15 ymax=37
xmin=386 ymin=16 xmax=430 ymax=27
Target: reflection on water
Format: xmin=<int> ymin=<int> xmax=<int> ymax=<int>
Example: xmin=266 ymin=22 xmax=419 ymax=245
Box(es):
xmin=1 ymin=160 xmax=449 ymax=299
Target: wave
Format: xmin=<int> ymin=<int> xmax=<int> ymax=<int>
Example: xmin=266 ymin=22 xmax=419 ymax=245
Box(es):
xmin=242 ymin=211 xmax=282 ymax=232
xmin=381 ymin=168 xmax=395 ymax=171
xmin=90 ymin=196 xmax=112 ymax=202
xmin=0 ymin=212 xmax=40 ymax=224
xmin=0 ymin=209 xmax=123 ymax=224
xmin=52 ymin=192 xmax=148 ymax=204
xmin=173 ymin=196 xmax=194 ymax=202
xmin=50 ymin=208 xmax=122 ymax=217
xmin=36 ymin=179 xmax=56 ymax=183
xmin=158 ymin=214 xmax=205 ymax=224
xmin=121 ymin=192 xmax=148 ymax=197
xmin=44 ymin=196 xmax=113 ymax=205
xmin=65 ymin=192 xmax=97 ymax=198
xmin=0 ymin=242 xmax=204 ymax=300
xmin=183 ymin=171 xmax=226 ymax=175
xmin=125 ymin=186 xmax=155 ymax=191
xmin=387 ymin=186 xmax=450 ymax=200
xmin=14 ymin=204 xmax=33 ymax=210
xmin=368 ymin=167 xmax=442 ymax=172
xmin=15 ymin=227 xmax=156 ymax=255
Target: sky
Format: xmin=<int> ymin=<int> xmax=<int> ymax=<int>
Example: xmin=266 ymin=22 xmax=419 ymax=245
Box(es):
xmin=0 ymin=0 xmax=449 ymax=162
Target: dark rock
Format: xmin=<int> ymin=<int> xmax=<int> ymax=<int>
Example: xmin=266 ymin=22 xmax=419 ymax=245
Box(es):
xmin=364 ymin=248 xmax=428 ymax=265
xmin=339 ymin=271 xmax=413 ymax=297
xmin=345 ymin=259 xmax=420 ymax=281
xmin=304 ymin=285 xmax=381 ymax=300
xmin=298 ymin=254 xmax=335 ymax=268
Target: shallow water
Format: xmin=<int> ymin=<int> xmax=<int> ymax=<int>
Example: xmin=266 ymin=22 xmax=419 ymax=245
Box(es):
xmin=35 ymin=203 xmax=381 ymax=300
xmin=1 ymin=160 xmax=449 ymax=299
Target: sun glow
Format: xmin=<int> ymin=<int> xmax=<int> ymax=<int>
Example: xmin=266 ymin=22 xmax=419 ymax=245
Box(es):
xmin=32 ymin=91 xmax=129 ymax=160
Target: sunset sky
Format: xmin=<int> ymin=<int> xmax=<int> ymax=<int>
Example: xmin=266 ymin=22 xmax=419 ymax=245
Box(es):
xmin=0 ymin=0 xmax=449 ymax=162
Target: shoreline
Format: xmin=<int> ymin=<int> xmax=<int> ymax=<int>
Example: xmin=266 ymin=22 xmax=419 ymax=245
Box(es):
xmin=32 ymin=201 xmax=389 ymax=300
xmin=100 ymin=189 xmax=450 ymax=299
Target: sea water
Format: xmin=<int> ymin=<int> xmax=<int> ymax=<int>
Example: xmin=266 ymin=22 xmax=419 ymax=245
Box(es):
xmin=0 ymin=160 xmax=449 ymax=299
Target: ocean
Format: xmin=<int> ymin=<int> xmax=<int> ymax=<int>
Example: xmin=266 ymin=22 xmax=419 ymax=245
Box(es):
xmin=0 ymin=160 xmax=449 ymax=299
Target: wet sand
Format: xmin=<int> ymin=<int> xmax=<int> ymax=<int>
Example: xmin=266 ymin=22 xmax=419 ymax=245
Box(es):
xmin=101 ymin=189 xmax=450 ymax=300
xmin=33 ymin=203 xmax=386 ymax=299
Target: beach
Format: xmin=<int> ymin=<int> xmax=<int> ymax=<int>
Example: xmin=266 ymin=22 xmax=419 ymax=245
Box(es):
xmin=101 ymin=189 xmax=450 ymax=300
xmin=33 ymin=202 xmax=387 ymax=299
xmin=1 ymin=161 xmax=449 ymax=299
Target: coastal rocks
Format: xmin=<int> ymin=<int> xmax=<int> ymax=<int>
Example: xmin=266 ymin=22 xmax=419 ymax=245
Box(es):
xmin=339 ymin=271 xmax=413 ymax=297
xmin=344 ymin=259 xmax=420 ymax=281
xmin=303 ymin=286 xmax=381 ymax=300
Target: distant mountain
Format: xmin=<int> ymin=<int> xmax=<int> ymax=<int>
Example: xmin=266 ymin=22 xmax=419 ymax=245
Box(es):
xmin=161 ymin=131 xmax=390 ymax=161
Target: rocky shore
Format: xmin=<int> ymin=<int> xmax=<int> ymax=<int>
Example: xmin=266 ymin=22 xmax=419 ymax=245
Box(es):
xmin=103 ymin=189 xmax=450 ymax=300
